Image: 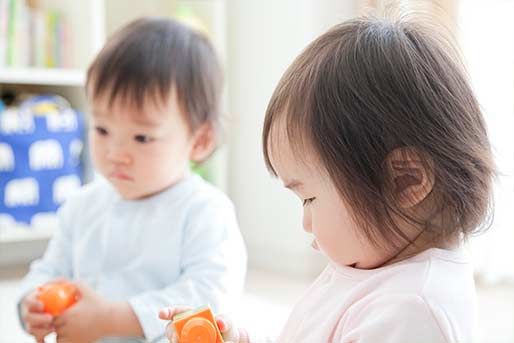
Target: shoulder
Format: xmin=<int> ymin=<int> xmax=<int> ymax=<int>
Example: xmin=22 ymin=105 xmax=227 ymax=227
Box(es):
xmin=183 ymin=175 xmax=236 ymax=216
xmin=339 ymin=249 xmax=476 ymax=342
xmin=151 ymin=175 xmax=237 ymax=230
xmin=341 ymin=293 xmax=448 ymax=343
xmin=174 ymin=177 xmax=244 ymax=252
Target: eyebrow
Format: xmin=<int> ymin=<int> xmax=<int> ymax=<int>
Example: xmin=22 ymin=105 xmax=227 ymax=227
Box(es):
xmin=284 ymin=179 xmax=303 ymax=191
xmin=131 ymin=116 xmax=160 ymax=127
xmin=91 ymin=109 xmax=160 ymax=128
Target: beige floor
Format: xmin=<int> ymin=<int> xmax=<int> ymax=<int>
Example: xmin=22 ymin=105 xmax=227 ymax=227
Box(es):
xmin=1 ymin=266 xmax=512 ymax=343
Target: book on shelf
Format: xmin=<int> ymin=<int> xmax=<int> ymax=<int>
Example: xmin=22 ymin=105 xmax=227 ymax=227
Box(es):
xmin=0 ymin=0 xmax=71 ymax=69
xmin=0 ymin=0 xmax=9 ymax=67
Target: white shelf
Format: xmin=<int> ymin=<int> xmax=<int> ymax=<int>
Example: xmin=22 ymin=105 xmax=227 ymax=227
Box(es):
xmin=0 ymin=68 xmax=86 ymax=86
xmin=0 ymin=227 xmax=55 ymax=243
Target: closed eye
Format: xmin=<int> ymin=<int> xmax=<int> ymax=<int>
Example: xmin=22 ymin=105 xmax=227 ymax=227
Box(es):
xmin=303 ymin=197 xmax=315 ymax=206
xmin=134 ymin=135 xmax=154 ymax=144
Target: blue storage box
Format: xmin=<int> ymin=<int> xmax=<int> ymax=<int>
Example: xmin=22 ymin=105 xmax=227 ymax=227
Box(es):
xmin=0 ymin=95 xmax=84 ymax=228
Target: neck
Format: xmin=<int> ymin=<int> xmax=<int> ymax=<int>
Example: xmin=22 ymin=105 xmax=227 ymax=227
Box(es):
xmin=380 ymin=230 xmax=460 ymax=267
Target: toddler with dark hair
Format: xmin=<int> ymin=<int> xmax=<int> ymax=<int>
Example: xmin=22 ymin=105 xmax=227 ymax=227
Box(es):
xmin=163 ymin=15 xmax=494 ymax=343
xmin=18 ymin=18 xmax=246 ymax=343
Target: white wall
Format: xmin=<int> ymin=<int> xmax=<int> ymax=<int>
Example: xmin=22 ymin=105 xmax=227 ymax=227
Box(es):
xmin=458 ymin=0 xmax=514 ymax=284
xmin=225 ymin=0 xmax=361 ymax=276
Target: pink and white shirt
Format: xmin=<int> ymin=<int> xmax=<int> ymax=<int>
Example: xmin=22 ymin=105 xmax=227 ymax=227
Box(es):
xmin=277 ymin=247 xmax=476 ymax=343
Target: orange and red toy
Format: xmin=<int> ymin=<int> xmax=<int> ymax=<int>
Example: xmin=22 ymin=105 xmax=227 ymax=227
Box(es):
xmin=173 ymin=306 xmax=224 ymax=343
xmin=37 ymin=281 xmax=78 ymax=316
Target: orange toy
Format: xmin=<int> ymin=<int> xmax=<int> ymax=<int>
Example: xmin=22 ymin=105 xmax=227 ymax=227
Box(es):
xmin=37 ymin=281 xmax=78 ymax=316
xmin=173 ymin=306 xmax=224 ymax=343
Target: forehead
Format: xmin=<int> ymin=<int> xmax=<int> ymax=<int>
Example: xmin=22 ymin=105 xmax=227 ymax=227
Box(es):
xmin=267 ymin=118 xmax=321 ymax=182
xmin=89 ymin=89 xmax=182 ymax=126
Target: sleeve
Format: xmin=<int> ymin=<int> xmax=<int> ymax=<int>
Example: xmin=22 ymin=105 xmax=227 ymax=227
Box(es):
xmin=128 ymin=197 xmax=248 ymax=342
xmin=16 ymin=199 xmax=76 ymax=329
xmin=339 ymin=294 xmax=449 ymax=343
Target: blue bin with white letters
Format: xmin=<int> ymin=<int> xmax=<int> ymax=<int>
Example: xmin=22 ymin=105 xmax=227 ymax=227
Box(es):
xmin=0 ymin=95 xmax=84 ymax=228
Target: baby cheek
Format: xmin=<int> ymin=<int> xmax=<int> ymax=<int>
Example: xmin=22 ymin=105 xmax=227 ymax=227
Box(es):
xmin=315 ymin=214 xmax=345 ymax=250
xmin=302 ymin=208 xmax=312 ymax=233
xmin=89 ymin=139 xmax=105 ymax=163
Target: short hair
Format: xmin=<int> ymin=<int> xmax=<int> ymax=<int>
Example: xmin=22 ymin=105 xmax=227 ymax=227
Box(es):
xmin=86 ymin=17 xmax=223 ymax=133
xmin=263 ymin=16 xmax=495 ymax=250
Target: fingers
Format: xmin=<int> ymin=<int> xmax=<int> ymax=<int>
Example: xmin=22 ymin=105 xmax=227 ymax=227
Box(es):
xmin=29 ymin=330 xmax=52 ymax=343
xmin=165 ymin=321 xmax=180 ymax=343
xmin=23 ymin=311 xmax=53 ymax=328
xmin=158 ymin=306 xmax=192 ymax=320
xmin=158 ymin=308 xmax=172 ymax=320
xmin=24 ymin=294 xmax=44 ymax=313
xmin=160 ymin=305 xmax=193 ymax=343
xmin=216 ymin=314 xmax=236 ymax=334
xmin=216 ymin=316 xmax=229 ymax=332
xmin=22 ymin=295 xmax=54 ymax=342
xmin=53 ymin=315 xmax=66 ymax=329
xmin=54 ymin=322 xmax=69 ymax=341
xmin=217 ymin=315 xmax=240 ymax=343
xmin=216 ymin=316 xmax=250 ymax=343
xmin=26 ymin=322 xmax=53 ymax=343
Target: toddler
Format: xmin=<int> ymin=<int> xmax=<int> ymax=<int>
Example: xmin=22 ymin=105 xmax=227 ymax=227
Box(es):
xmin=162 ymin=15 xmax=493 ymax=343
xmin=19 ymin=18 xmax=247 ymax=343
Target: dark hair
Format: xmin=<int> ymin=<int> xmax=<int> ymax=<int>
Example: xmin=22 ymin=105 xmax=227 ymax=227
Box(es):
xmin=263 ymin=16 xmax=495 ymax=250
xmin=86 ymin=17 xmax=222 ymax=133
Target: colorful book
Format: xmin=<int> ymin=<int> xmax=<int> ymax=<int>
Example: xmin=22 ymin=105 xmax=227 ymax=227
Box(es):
xmin=2 ymin=0 xmax=70 ymax=68
xmin=7 ymin=0 xmax=30 ymax=67
xmin=0 ymin=0 xmax=9 ymax=67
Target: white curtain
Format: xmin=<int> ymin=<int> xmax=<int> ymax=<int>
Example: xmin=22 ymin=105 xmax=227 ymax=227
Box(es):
xmin=458 ymin=0 xmax=514 ymax=284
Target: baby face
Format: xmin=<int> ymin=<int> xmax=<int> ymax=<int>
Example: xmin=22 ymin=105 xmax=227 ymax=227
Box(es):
xmin=269 ymin=131 xmax=390 ymax=269
xmin=89 ymin=93 xmax=193 ymax=199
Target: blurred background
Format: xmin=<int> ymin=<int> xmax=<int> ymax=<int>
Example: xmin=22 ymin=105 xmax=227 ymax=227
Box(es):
xmin=0 ymin=0 xmax=512 ymax=342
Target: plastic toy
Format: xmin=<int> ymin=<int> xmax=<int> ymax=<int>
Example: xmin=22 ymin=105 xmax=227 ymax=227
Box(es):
xmin=37 ymin=281 xmax=78 ymax=316
xmin=173 ymin=305 xmax=224 ymax=343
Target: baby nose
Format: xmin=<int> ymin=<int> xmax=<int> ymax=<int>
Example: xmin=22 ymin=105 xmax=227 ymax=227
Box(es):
xmin=107 ymin=145 xmax=132 ymax=165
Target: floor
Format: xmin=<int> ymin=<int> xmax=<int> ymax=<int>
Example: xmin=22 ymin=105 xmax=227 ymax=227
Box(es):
xmin=1 ymin=266 xmax=512 ymax=342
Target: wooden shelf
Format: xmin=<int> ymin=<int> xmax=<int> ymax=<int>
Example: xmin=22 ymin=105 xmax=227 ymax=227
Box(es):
xmin=0 ymin=68 xmax=85 ymax=87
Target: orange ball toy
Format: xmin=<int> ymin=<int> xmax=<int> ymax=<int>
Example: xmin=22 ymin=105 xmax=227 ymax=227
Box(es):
xmin=37 ymin=281 xmax=78 ymax=316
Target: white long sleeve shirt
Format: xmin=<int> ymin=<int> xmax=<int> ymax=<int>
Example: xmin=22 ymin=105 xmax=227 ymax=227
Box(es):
xmin=18 ymin=174 xmax=247 ymax=343
xmin=278 ymin=247 xmax=477 ymax=343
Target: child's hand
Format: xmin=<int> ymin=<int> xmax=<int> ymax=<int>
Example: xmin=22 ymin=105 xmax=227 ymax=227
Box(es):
xmin=53 ymin=282 xmax=110 ymax=343
xmin=158 ymin=306 xmax=249 ymax=343
xmin=21 ymin=290 xmax=54 ymax=343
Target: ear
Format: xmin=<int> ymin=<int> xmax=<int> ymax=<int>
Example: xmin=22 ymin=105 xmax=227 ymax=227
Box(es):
xmin=384 ymin=147 xmax=435 ymax=209
xmin=189 ymin=123 xmax=217 ymax=162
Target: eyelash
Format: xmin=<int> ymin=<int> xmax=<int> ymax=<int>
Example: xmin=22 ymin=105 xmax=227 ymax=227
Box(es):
xmin=134 ymin=135 xmax=154 ymax=144
xmin=94 ymin=127 xmax=154 ymax=144
xmin=95 ymin=127 xmax=108 ymax=136
xmin=303 ymin=197 xmax=315 ymax=206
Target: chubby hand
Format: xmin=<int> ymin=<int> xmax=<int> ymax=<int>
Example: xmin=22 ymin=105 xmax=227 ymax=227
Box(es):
xmin=21 ymin=290 xmax=54 ymax=343
xmin=158 ymin=306 xmax=249 ymax=343
xmin=54 ymin=282 xmax=111 ymax=343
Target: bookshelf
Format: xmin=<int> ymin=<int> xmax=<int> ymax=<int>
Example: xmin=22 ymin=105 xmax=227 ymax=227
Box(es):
xmin=0 ymin=0 xmax=228 ymax=263
xmin=0 ymin=67 xmax=85 ymax=86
